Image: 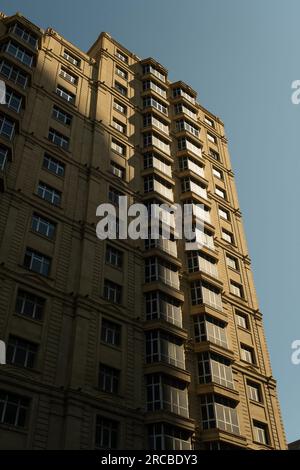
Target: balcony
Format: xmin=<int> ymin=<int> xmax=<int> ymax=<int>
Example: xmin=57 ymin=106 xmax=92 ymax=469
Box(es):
xmin=145 ymin=154 xmax=172 ymax=177
xmin=145 ymin=237 xmax=178 ymax=258
xmin=144 ymin=175 xmax=174 ymax=202
xmin=146 ymin=331 xmax=186 ymax=370
xmin=144 ymin=133 xmax=170 ymax=156
xmin=145 ymin=257 xmax=180 ymax=290
xmin=175 ymin=120 xmax=199 ymax=138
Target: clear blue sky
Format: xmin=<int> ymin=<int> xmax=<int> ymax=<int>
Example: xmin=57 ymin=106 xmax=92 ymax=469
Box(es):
xmin=2 ymin=0 xmax=300 ymax=442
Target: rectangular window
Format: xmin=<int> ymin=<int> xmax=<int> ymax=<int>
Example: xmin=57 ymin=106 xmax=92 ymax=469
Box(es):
xmin=52 ymin=105 xmax=72 ymax=126
xmin=236 ymin=311 xmax=248 ymax=329
xmin=101 ymin=319 xmax=121 ymax=347
xmin=24 ymin=248 xmax=51 ymax=276
xmin=7 ymin=336 xmax=38 ymax=369
xmin=230 ymin=281 xmax=243 ymax=298
xmin=241 ymin=344 xmax=255 ymax=364
xmin=0 ymin=391 xmax=30 ymax=428
xmin=143 ymin=97 xmax=168 ymax=115
xmin=0 ymin=59 xmax=28 ymax=88
xmin=209 ymin=148 xmax=220 ymax=161
xmin=146 ymin=375 xmax=189 ymax=417
xmin=0 ymin=114 xmax=15 ymax=140
xmin=111 ymin=161 xmax=125 ymax=179
xmin=99 ymin=364 xmax=120 ymax=394
xmin=215 ymin=186 xmax=226 ymax=199
xmin=31 ymin=213 xmax=56 ymax=239
xmin=145 ymin=291 xmax=182 ymax=328
xmin=204 ymin=116 xmax=214 ymax=127
xmin=194 ymin=315 xmax=227 ymax=349
xmin=5 ymin=88 xmax=23 ymax=113
xmin=114 ymin=81 xmax=127 ymax=96
xmin=247 ymin=382 xmax=261 ymax=403
xmin=116 ymin=66 xmax=128 ymax=80
xmin=213 ymin=167 xmax=223 ymax=179
xmin=0 ymin=145 xmax=9 ymax=171
xmin=113 ymin=100 xmax=127 ymax=115
xmin=43 ymin=153 xmax=65 ymax=177
xmin=148 ymin=423 xmax=191 ymax=450
xmin=111 ymin=139 xmax=126 ymax=156
xmin=56 ymin=85 xmax=75 ymax=104
xmin=63 ymin=50 xmax=80 ymax=67
xmin=105 ymin=245 xmax=123 ymax=268
xmin=15 ymin=289 xmax=45 ymax=321
xmin=226 ymin=255 xmax=238 ymax=270
xmin=103 ymin=279 xmax=122 ymax=304
xmin=219 ymin=207 xmax=229 ymax=220
xmin=115 ymin=50 xmax=128 ymax=63
xmin=200 ymin=394 xmax=240 ymax=435
xmin=142 ymin=64 xmax=166 ymax=83
xmin=173 ymin=87 xmax=195 ymax=104
xmin=222 ymin=229 xmax=234 ymax=244
xmin=190 ymin=280 xmax=223 ymax=311
xmin=59 ymin=67 xmax=78 ymax=85
xmin=112 ymin=118 xmax=126 ymax=134
xmin=37 ymin=181 xmax=61 ymax=206
xmin=207 ymin=133 xmax=216 ymax=144
xmin=198 ymin=352 xmax=234 ymax=390
xmin=9 ymin=23 xmax=38 ymax=48
xmin=253 ymin=422 xmax=268 ymax=445
xmin=143 ymin=80 xmax=167 ymax=98
xmin=108 ymin=186 xmax=124 ymax=205
xmin=48 ymin=128 xmax=69 ymax=150
xmin=95 ymin=416 xmax=118 ymax=450
xmin=145 ymin=331 xmax=185 ymax=369
xmin=4 ymin=41 xmax=34 ymax=67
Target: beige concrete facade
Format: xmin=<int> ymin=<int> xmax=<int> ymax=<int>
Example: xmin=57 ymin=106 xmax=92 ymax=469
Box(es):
xmin=0 ymin=12 xmax=286 ymax=449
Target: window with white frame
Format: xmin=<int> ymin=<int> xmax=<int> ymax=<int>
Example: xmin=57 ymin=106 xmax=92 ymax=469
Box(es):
xmin=15 ymin=289 xmax=45 ymax=321
xmin=146 ymin=374 xmax=189 ymax=417
xmin=37 ymin=181 xmax=61 ymax=206
xmin=253 ymin=421 xmax=268 ymax=445
xmin=105 ymin=244 xmax=123 ymax=268
xmin=236 ymin=311 xmax=248 ymax=329
xmin=198 ymin=352 xmax=234 ymax=389
xmin=142 ymin=64 xmax=166 ymax=82
xmin=145 ymin=291 xmax=182 ymax=327
xmin=59 ymin=67 xmax=77 ymax=85
xmin=113 ymin=99 xmax=127 ymax=115
xmin=230 ymin=281 xmax=243 ymax=298
xmin=148 ymin=423 xmax=191 ymax=450
xmin=209 ymin=148 xmax=220 ymax=161
xmin=103 ymin=279 xmax=122 ymax=304
xmin=101 ymin=319 xmax=121 ymax=347
xmin=226 ymin=254 xmax=238 ymax=270
xmin=207 ymin=133 xmax=216 ymax=144
xmin=31 ymin=213 xmax=56 ymax=239
xmin=143 ymin=153 xmax=172 ymax=176
xmin=190 ymin=280 xmax=222 ymax=311
xmin=219 ymin=207 xmax=229 ymax=220
xmin=108 ymin=186 xmax=124 ymax=205
xmin=194 ymin=315 xmax=228 ymax=349
xmin=111 ymin=161 xmax=125 ymax=179
xmin=111 ymin=138 xmax=126 ymax=156
xmin=145 ymin=330 xmax=185 ymax=369
xmin=115 ymin=49 xmax=128 ymax=63
xmin=98 ymin=364 xmax=120 ymax=394
xmin=0 ymin=391 xmax=30 ymax=428
xmin=204 ymin=116 xmax=214 ymax=127
xmin=175 ymin=119 xmax=199 ymax=137
xmin=200 ymin=394 xmax=240 ymax=435
xmin=143 ymin=80 xmax=167 ymax=98
xmin=63 ymin=49 xmax=81 ymax=67
xmin=24 ymin=248 xmax=51 ymax=276
xmin=7 ymin=336 xmax=38 ymax=369
xmin=95 ymin=416 xmax=118 ymax=450
xmin=43 ymin=153 xmax=65 ymax=177
xmin=145 ymin=257 xmax=179 ymax=289
xmin=143 ymin=96 xmax=168 ymax=115
xmin=48 ymin=128 xmax=69 ymax=150
xmin=112 ymin=117 xmax=126 ymax=134
xmin=0 ymin=145 xmax=9 ymax=170
xmin=222 ymin=229 xmax=234 ymax=244
xmin=213 ymin=167 xmax=223 ymax=179
xmin=241 ymin=344 xmax=255 ymax=364
xmin=247 ymin=382 xmax=261 ymax=402
xmin=56 ymin=85 xmax=75 ymax=104
xmin=187 ymin=251 xmax=218 ymax=278
xmin=173 ymin=87 xmax=196 ymax=104
xmin=143 ymin=114 xmax=169 ymax=135
xmin=174 ymin=103 xmax=197 ymax=120
xmin=116 ymin=66 xmax=128 ymax=80
xmin=215 ymin=186 xmax=226 ymax=199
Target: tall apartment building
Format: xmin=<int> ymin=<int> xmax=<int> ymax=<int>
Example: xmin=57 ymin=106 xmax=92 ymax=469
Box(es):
xmin=0 ymin=11 xmax=286 ymax=450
